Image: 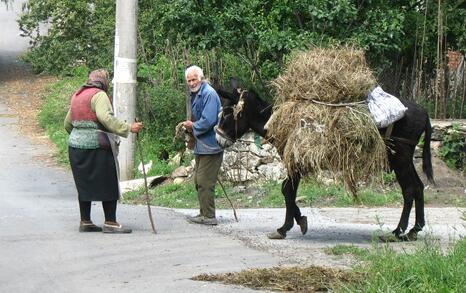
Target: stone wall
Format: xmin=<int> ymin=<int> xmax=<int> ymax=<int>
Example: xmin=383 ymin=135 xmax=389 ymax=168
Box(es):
xmin=429 ymin=119 xmax=466 ymax=156
xmin=220 ymin=132 xmax=287 ymax=183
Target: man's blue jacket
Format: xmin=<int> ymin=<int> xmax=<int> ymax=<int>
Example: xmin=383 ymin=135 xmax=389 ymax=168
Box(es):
xmin=191 ymin=82 xmax=223 ymax=155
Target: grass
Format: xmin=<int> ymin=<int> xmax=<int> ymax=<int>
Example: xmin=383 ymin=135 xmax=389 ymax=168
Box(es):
xmin=347 ymin=237 xmax=466 ymax=292
xmin=122 ymin=177 xmax=404 ymax=209
xmin=124 ymin=181 xmax=198 ymax=208
xmin=324 ymin=244 xmax=370 ymax=258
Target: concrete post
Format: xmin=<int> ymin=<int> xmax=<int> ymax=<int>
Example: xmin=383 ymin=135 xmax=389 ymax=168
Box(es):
xmin=113 ymin=0 xmax=138 ymax=180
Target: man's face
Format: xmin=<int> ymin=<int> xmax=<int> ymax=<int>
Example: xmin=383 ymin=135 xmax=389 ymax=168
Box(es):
xmin=186 ymin=71 xmax=201 ymax=93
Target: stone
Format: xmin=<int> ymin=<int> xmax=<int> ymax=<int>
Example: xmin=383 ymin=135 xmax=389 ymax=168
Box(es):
xmin=224 ymin=168 xmax=258 ymax=182
xmin=137 ymin=160 xmax=153 ymax=174
xmin=170 ymin=153 xmax=182 ymax=166
xmin=249 ymin=143 xmax=269 ymax=157
xmin=171 ymin=166 xmax=188 ymax=178
xmin=240 ymin=131 xmax=256 ymax=143
xmin=173 ymin=177 xmax=185 ymax=184
xmin=232 ymin=185 xmax=247 ymax=193
xmin=120 ymin=176 xmax=163 ymax=193
xmin=257 ymin=163 xmax=287 ymax=181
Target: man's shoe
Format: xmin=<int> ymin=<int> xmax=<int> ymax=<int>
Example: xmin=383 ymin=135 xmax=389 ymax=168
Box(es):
xmin=186 ymin=214 xmax=202 ymax=221
xmin=79 ymin=222 xmax=102 ymax=232
xmin=102 ymin=223 xmax=132 ymax=233
xmin=187 ymin=215 xmax=217 ymax=225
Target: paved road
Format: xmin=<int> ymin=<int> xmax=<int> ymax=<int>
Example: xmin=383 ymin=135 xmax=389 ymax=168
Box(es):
xmin=0 ymin=0 xmax=29 ymax=61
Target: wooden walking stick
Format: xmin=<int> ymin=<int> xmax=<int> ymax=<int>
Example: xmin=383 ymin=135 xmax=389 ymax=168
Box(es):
xmin=217 ymin=178 xmax=238 ymax=222
xmin=135 ymin=121 xmax=157 ymax=234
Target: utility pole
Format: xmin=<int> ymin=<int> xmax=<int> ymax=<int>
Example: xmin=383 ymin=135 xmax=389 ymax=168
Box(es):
xmin=113 ymin=0 xmax=138 ymax=180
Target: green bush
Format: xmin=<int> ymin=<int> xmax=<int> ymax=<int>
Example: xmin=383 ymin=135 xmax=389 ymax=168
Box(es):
xmin=440 ymin=124 xmax=465 ymax=172
xmin=137 ymin=83 xmax=186 ymax=157
xmin=19 ymin=0 xmax=115 ymax=74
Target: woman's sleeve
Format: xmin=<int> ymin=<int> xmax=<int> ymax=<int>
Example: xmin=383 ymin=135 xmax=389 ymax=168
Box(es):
xmin=64 ymin=109 xmax=73 ymax=134
xmin=91 ymin=92 xmax=131 ymax=137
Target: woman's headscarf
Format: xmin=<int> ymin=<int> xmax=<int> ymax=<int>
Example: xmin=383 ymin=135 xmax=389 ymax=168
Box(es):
xmin=84 ymin=69 xmax=110 ymax=93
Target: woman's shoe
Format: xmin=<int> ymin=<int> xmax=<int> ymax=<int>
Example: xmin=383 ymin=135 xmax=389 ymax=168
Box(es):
xmin=79 ymin=222 xmax=103 ymax=232
xmin=102 ymin=222 xmax=132 ymax=233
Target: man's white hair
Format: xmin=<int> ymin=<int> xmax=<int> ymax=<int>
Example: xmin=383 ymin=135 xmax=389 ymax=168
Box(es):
xmin=185 ymin=65 xmax=204 ymax=81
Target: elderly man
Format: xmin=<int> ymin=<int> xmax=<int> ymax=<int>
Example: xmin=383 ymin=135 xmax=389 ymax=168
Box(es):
xmin=182 ymin=65 xmax=223 ymax=225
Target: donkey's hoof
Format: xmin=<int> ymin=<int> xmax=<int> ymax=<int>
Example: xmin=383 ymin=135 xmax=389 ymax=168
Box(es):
xmin=400 ymin=230 xmax=418 ymax=242
xmin=298 ymin=216 xmax=308 ymax=235
xmin=267 ymin=231 xmax=286 ymax=240
xmin=379 ymin=233 xmax=400 ymax=242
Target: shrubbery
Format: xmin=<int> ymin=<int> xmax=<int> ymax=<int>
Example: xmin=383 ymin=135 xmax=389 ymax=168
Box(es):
xmin=440 ymin=124 xmax=466 ymax=173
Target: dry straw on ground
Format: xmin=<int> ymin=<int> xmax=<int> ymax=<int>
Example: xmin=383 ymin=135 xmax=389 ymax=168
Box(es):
xmin=192 ymin=266 xmax=360 ymax=292
xmin=267 ymin=47 xmax=386 ymax=194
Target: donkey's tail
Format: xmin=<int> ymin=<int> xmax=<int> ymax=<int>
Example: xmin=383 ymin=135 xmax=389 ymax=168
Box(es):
xmin=422 ymin=117 xmax=435 ymax=185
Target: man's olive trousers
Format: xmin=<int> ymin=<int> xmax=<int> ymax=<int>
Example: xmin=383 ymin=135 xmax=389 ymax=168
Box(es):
xmin=194 ymin=153 xmax=223 ymax=218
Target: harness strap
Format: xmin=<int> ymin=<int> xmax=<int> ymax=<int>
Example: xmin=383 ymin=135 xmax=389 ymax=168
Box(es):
xmin=391 ymin=136 xmax=419 ymax=146
xmin=383 ymin=123 xmax=418 ymax=146
xmin=384 ymin=123 xmax=394 ymax=140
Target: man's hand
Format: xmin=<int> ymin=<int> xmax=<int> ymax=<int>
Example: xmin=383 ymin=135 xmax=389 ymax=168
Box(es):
xmin=182 ymin=120 xmax=193 ymax=132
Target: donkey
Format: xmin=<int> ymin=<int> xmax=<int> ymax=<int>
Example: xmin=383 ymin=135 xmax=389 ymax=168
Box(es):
xmin=215 ymin=87 xmax=434 ymax=241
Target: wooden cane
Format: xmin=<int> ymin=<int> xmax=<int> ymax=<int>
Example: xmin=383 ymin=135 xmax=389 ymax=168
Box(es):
xmin=217 ymin=178 xmax=238 ymax=222
xmin=135 ymin=120 xmax=157 ymax=234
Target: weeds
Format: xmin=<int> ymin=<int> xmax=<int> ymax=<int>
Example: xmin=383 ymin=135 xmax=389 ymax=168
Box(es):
xmin=324 ymin=245 xmax=369 ymax=258
xmin=347 ymin=237 xmax=466 ymax=292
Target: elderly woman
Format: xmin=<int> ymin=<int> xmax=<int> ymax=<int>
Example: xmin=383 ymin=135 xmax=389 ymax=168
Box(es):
xmin=64 ymin=69 xmax=142 ymax=233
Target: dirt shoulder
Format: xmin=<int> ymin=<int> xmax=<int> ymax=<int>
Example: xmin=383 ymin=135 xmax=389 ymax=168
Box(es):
xmin=415 ymin=156 xmax=465 ymax=207
xmin=0 ymin=62 xmax=58 ymax=165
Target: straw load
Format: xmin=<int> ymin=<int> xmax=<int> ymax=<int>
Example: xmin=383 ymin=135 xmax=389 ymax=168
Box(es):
xmin=266 ymin=47 xmax=387 ymax=195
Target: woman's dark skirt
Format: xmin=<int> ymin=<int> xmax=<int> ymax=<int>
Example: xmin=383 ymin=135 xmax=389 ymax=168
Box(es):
xmin=69 ymin=147 xmax=119 ymax=201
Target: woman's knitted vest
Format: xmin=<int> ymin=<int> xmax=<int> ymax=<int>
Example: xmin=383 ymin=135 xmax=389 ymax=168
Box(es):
xmin=68 ymin=87 xmax=107 ymax=149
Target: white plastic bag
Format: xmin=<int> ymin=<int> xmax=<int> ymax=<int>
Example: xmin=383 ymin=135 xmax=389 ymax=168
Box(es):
xmin=367 ymin=86 xmax=408 ymax=128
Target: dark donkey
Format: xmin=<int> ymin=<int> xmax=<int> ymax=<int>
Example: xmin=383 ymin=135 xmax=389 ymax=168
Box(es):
xmin=215 ymin=87 xmax=434 ymax=241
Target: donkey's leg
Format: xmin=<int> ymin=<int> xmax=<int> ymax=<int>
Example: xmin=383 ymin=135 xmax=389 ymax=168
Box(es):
xmin=288 ymin=176 xmax=307 ymax=235
xmin=268 ymin=175 xmax=302 ymax=239
xmin=386 ymin=145 xmax=412 ymax=238
xmin=405 ymin=170 xmax=425 ymax=241
xmin=393 ymin=159 xmax=424 ymax=240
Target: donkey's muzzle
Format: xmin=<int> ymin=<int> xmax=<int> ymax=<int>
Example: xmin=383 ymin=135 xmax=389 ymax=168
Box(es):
xmin=215 ymin=126 xmax=234 ymax=149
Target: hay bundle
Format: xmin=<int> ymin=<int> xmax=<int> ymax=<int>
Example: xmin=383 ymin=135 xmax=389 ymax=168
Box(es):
xmin=267 ymin=47 xmax=387 ymax=193
xmin=273 ymin=47 xmax=376 ymax=103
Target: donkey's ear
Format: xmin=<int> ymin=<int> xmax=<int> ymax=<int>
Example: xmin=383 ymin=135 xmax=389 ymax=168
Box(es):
xmin=216 ymin=87 xmax=239 ymax=104
xmin=230 ymin=78 xmax=239 ymax=91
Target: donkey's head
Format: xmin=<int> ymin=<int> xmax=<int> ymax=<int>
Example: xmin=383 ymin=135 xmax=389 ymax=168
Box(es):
xmin=215 ymin=86 xmax=272 ymax=149
xmin=215 ymin=88 xmax=250 ymax=148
